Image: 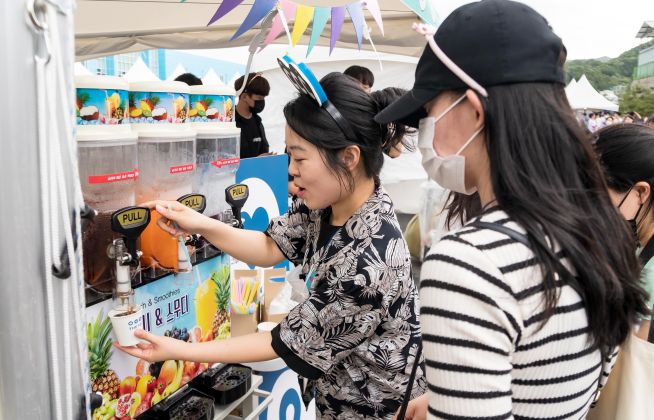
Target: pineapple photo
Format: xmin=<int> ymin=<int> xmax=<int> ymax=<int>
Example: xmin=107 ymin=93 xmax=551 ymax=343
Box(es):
xmin=211 ymin=265 xmax=231 ymax=339
xmin=88 ymin=311 xmax=121 ymax=399
xmin=194 ymin=264 xmax=231 ymax=340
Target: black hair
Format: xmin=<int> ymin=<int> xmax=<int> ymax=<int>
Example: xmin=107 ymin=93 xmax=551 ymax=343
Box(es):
xmin=174 ymin=72 xmax=203 ymax=86
xmin=444 ymin=192 xmax=482 ymax=229
xmin=343 ymin=65 xmax=374 ymax=88
xmin=234 ymin=72 xmax=270 ymax=96
xmin=595 ymin=123 xmax=654 ymax=225
xmin=283 ymin=72 xmax=392 ymax=190
xmin=481 ymin=82 xmax=648 ymax=352
xmin=370 ymin=87 xmax=416 ymax=155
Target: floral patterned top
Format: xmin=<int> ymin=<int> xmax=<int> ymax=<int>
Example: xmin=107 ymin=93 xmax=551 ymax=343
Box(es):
xmin=266 ymin=187 xmax=426 ymax=419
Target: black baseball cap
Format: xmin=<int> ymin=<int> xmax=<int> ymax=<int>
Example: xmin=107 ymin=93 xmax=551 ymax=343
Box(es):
xmin=375 ymin=0 xmax=566 ymax=127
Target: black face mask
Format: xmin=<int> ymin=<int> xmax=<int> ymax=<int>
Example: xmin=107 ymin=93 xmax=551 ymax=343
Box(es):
xmin=252 ymin=99 xmax=265 ymax=114
xmin=618 ymin=187 xmax=643 ymax=245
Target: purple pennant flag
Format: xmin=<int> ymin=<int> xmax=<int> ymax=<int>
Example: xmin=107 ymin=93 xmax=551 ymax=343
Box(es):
xmin=231 ymin=0 xmax=278 ymax=40
xmin=346 ymin=2 xmax=364 ymax=50
xmin=207 ymin=0 xmax=244 ymax=26
xmin=330 ymin=6 xmax=346 ymax=54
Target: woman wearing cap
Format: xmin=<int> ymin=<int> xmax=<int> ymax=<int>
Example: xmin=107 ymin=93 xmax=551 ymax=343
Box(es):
xmin=376 ymin=1 xmax=648 ymax=419
xmin=595 ymin=124 xmax=654 ymax=340
xmin=115 ymin=71 xmax=426 ymax=419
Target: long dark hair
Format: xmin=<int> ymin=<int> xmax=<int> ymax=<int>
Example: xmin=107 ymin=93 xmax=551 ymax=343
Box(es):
xmin=283 ymin=72 xmax=393 ymax=190
xmin=595 ymin=123 xmax=654 ymax=226
xmin=370 ymin=88 xmax=416 ymax=155
xmin=483 ymin=83 xmax=648 ymax=352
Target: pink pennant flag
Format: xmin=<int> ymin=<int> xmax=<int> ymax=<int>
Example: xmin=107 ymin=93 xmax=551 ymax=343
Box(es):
xmin=363 ymin=0 xmax=384 ymax=36
xmin=208 ymin=0 xmax=244 ymax=26
xmin=330 ymin=6 xmax=346 ymax=54
xmin=262 ymin=0 xmax=297 ymax=49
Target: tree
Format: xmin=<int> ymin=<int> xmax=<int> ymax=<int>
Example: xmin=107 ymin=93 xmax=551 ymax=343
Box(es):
xmin=620 ymin=85 xmax=654 ymax=117
xmin=566 ymin=40 xmax=654 ymax=91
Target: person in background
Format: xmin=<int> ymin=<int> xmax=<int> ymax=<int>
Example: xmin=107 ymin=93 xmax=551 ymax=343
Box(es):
xmin=595 ymin=123 xmax=654 ymax=340
xmin=588 ymin=112 xmax=599 ymax=132
xmin=371 ymin=87 xmax=416 ymax=158
xmin=624 ymin=114 xmax=635 ymax=124
xmin=234 ymin=72 xmax=272 ymax=158
xmin=648 ymin=114 xmax=654 ymax=129
xmin=174 ymin=72 xmax=203 ymax=86
xmin=375 ymin=0 xmax=648 ymax=418
xmin=344 ymin=65 xmax=374 ymax=93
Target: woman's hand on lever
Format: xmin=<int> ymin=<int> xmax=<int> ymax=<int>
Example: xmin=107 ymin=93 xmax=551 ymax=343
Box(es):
xmin=394 ymin=393 xmax=428 ymax=420
xmin=113 ymin=329 xmax=186 ymax=363
xmin=141 ymin=200 xmax=212 ymax=238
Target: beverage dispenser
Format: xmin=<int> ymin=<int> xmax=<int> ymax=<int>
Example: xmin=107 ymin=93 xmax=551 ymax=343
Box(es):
xmin=78 ymin=131 xmax=138 ymax=295
xmin=194 ymin=127 xmax=241 ymax=219
xmin=76 ymin=74 xmax=136 ymax=300
xmin=131 ymin=79 xmax=197 ymax=277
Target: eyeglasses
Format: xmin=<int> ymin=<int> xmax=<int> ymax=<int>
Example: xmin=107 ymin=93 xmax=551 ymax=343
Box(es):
xmin=413 ymin=23 xmax=489 ymax=98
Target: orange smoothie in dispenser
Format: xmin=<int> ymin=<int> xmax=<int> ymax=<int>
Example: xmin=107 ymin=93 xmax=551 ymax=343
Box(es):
xmin=140 ymin=210 xmax=181 ymax=271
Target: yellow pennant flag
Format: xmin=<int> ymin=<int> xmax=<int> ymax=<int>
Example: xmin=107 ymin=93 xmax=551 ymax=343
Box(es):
xmin=292 ymin=4 xmax=314 ymax=46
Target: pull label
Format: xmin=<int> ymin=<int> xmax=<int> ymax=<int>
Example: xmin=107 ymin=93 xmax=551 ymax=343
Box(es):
xmin=116 ymin=208 xmax=148 ymax=229
xmin=178 ymin=194 xmax=205 ymax=212
xmin=228 ymin=185 xmax=248 ymax=201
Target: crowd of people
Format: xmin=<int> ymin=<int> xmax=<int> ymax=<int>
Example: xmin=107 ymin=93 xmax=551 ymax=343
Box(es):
xmin=583 ymin=110 xmax=654 ymax=133
xmin=116 ymin=1 xmax=654 ymax=419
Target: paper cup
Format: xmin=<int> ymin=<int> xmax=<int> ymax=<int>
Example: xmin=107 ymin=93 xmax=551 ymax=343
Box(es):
xmin=108 ymin=306 xmax=143 ymax=346
xmin=257 ymin=322 xmax=278 ymax=333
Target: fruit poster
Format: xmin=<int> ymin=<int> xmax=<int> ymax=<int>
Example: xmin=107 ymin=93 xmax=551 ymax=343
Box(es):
xmin=76 ymin=88 xmax=128 ymax=126
xmin=86 ymin=253 xmax=231 ymax=419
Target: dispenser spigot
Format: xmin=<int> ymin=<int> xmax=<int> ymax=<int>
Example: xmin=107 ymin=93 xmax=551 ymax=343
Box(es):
xmin=225 ymin=184 xmax=249 ymax=229
xmin=108 ymin=206 xmax=151 ymax=305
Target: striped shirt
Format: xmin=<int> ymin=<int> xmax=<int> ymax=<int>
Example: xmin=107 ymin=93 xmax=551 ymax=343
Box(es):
xmin=420 ymin=208 xmax=616 ymax=420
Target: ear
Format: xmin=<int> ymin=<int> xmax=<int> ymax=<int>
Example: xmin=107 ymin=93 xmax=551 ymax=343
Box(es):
xmin=465 ymin=89 xmax=485 ymax=130
xmin=340 ymin=145 xmax=361 ymax=171
xmin=634 ymin=181 xmax=651 ymax=205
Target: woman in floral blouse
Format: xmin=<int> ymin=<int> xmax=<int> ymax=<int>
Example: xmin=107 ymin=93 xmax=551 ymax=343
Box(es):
xmin=116 ymin=72 xmax=425 ymax=419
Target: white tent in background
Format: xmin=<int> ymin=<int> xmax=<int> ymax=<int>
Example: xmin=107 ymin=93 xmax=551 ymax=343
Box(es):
xmin=566 ymin=74 xmax=619 ymax=112
xmin=166 ymin=63 xmax=187 ymax=81
xmin=124 ymin=57 xmax=159 ymax=82
xmin=565 ymin=78 xmax=577 ymax=94
xmin=202 ymin=68 xmax=225 ymax=86
xmin=74 ymin=62 xmax=92 ymax=76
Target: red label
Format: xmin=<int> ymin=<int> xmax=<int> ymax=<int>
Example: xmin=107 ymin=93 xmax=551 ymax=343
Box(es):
xmin=169 ymin=164 xmax=195 ymax=174
xmin=211 ymin=158 xmax=241 ymax=169
xmin=88 ymin=169 xmax=139 ymax=184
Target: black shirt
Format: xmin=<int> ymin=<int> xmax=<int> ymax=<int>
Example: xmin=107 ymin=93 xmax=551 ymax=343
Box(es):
xmin=235 ymin=111 xmax=269 ymax=159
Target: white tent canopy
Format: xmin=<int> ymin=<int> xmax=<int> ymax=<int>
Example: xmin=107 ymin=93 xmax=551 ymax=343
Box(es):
xmin=166 ymin=63 xmax=187 ymax=81
xmin=75 ymin=0 xmax=427 ymax=61
xmin=202 ymin=68 xmax=225 ymax=85
xmin=565 ymin=74 xmax=619 ymax=112
xmin=123 ymin=56 xmax=160 ymax=82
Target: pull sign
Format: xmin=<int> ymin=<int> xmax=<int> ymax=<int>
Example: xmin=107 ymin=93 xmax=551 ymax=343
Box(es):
xmin=177 ymin=193 xmax=206 ymax=214
xmin=226 ymin=184 xmax=249 ymax=203
xmin=111 ymin=206 xmax=151 ymax=237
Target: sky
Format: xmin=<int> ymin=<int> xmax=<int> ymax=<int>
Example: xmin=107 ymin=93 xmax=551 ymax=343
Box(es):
xmin=431 ymin=0 xmax=653 ymax=60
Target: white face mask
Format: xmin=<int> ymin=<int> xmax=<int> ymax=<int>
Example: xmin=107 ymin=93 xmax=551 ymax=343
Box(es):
xmin=418 ymin=94 xmax=484 ymax=195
